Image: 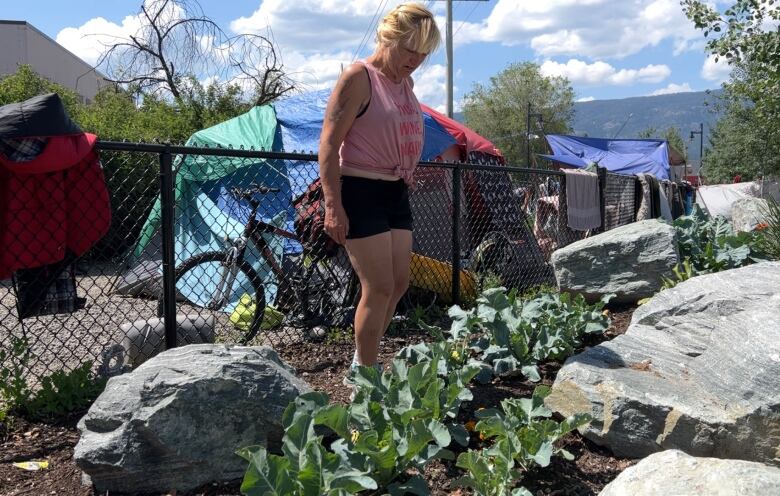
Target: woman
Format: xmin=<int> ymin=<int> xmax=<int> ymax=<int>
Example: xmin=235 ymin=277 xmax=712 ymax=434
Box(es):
xmin=318 ymin=3 xmax=441 ymax=380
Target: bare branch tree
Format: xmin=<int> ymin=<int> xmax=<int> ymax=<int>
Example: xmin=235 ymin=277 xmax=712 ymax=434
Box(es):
xmin=94 ymin=0 xmax=295 ymax=105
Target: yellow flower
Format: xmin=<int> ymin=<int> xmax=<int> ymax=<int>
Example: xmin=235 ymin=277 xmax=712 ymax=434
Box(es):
xmin=450 ymin=350 xmax=461 ymax=361
xmin=351 ymin=430 xmax=360 ymax=444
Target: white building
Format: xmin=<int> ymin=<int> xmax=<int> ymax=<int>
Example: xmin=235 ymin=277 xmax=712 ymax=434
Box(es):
xmin=0 ymin=20 xmax=110 ymax=103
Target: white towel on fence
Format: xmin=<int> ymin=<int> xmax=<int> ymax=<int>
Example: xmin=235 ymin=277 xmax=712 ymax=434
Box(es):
xmin=563 ymin=168 xmax=601 ymax=230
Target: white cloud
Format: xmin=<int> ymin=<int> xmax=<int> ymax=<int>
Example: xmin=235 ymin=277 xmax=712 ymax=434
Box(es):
xmin=701 ymin=54 xmax=731 ymax=83
xmin=577 ymin=96 xmax=596 ymax=102
xmin=282 ymin=51 xmax=353 ymax=91
xmin=230 ymin=0 xmax=395 ymax=55
xmin=56 ymin=15 xmax=143 ymax=66
xmin=452 ymin=0 xmax=701 ymax=59
xmin=540 ymin=59 xmax=671 ymax=86
xmin=649 ymin=82 xmax=694 ymax=95
xmin=412 ymin=64 xmax=448 ymax=108
xmin=229 ymin=0 xmax=448 ymax=102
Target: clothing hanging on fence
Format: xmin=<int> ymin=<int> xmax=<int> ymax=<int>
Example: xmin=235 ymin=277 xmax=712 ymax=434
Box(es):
xmin=645 ymin=174 xmax=662 ymax=219
xmin=658 ymin=181 xmax=674 ymax=222
xmin=562 ymin=168 xmax=601 ymax=231
xmin=0 ymin=94 xmax=111 ymax=282
xmin=13 ymin=251 xmax=86 ymax=318
xmin=635 ymin=174 xmax=652 ymax=221
xmin=670 ymin=182 xmax=685 ymax=219
xmin=683 ymin=182 xmax=695 ymax=215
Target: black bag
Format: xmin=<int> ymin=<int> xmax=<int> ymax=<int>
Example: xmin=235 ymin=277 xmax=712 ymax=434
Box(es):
xmin=293 ymin=178 xmax=339 ymax=259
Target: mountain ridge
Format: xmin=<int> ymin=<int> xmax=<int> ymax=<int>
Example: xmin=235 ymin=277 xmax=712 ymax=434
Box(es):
xmin=455 ymin=89 xmax=724 ymax=163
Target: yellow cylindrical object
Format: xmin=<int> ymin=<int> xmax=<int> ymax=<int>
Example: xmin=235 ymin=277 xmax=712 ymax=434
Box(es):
xmin=409 ymin=253 xmax=476 ymax=304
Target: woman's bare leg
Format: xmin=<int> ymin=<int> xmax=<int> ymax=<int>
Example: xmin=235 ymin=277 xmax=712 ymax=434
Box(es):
xmin=381 ymin=229 xmax=413 ymax=335
xmin=346 ymin=232 xmax=394 ymax=365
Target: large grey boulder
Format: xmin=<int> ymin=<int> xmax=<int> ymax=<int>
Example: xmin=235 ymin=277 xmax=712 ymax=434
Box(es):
xmin=551 ymin=219 xmax=679 ymax=303
xmin=731 ymin=197 xmax=769 ymax=232
xmin=599 ymin=450 xmax=780 ymax=496
xmin=75 ymin=344 xmax=311 ymax=493
xmin=547 ymin=262 xmax=780 ymax=465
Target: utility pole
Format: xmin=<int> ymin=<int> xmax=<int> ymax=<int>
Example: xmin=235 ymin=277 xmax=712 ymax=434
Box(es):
xmin=434 ymin=0 xmax=489 ymax=118
xmin=526 ymin=101 xmax=543 ymax=167
xmin=690 ymin=122 xmax=703 ymax=175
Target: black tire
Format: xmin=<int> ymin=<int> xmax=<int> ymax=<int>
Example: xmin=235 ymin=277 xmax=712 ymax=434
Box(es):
xmin=157 ymin=251 xmax=266 ymax=344
xmin=276 ymin=249 xmax=359 ymax=334
xmin=472 ymin=231 xmax=520 ymax=290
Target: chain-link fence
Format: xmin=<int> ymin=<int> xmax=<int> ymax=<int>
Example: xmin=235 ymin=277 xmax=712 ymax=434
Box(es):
xmin=1 ymin=142 xmax=634 ymax=382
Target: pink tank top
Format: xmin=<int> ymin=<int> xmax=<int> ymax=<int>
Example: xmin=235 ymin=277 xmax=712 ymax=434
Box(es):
xmin=339 ymin=61 xmax=424 ymax=186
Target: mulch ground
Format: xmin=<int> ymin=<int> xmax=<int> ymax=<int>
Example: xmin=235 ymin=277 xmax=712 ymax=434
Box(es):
xmin=0 ymin=304 xmax=636 ymax=496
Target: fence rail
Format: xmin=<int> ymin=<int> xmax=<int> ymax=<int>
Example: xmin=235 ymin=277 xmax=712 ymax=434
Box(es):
xmin=1 ymin=142 xmax=636 ymax=382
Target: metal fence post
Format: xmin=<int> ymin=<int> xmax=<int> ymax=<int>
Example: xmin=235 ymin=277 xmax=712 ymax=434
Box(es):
xmin=597 ymin=166 xmax=608 ymax=232
xmin=451 ymin=164 xmax=462 ymax=305
xmin=159 ymin=146 xmax=177 ymax=350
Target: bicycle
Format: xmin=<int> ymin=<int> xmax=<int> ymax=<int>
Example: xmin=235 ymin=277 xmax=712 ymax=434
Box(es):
xmin=157 ymin=183 xmax=360 ymax=344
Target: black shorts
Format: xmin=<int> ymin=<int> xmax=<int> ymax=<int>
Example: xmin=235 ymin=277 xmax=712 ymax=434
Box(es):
xmin=341 ymin=175 xmax=413 ymax=239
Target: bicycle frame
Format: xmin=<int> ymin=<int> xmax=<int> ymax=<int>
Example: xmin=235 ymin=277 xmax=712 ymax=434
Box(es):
xmin=240 ymin=200 xmax=297 ymax=281
xmin=211 ymin=188 xmax=355 ymax=328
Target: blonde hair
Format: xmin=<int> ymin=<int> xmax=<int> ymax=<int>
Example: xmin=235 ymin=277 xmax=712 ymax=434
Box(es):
xmin=376 ymin=3 xmax=441 ymax=54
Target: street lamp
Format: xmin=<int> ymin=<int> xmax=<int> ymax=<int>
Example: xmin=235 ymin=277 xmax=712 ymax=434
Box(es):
xmin=526 ymin=101 xmax=544 ymax=167
xmin=690 ymin=122 xmax=703 ymax=176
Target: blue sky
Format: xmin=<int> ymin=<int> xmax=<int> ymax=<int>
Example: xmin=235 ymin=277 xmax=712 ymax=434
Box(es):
xmin=3 ymin=0 xmax=732 ymax=111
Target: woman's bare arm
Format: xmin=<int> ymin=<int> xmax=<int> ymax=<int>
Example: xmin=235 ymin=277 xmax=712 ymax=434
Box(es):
xmin=318 ymin=64 xmax=370 ymax=244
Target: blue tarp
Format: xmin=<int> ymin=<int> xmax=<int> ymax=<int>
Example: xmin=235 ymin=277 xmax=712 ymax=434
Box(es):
xmin=539 ymin=134 xmax=671 ymax=180
xmin=273 ymin=88 xmax=459 ymax=168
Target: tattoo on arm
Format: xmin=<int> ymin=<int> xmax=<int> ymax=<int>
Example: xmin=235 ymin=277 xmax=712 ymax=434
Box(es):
xmin=327 ymin=77 xmax=355 ymax=123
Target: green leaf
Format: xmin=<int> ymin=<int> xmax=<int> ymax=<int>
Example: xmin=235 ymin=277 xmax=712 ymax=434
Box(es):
xmin=314 ymin=404 xmax=351 ymax=440
xmin=520 ymin=364 xmax=541 ymax=383
xmin=329 ymin=471 xmax=378 ymax=493
xmin=298 ymin=441 xmax=325 ymax=496
xmin=427 ymin=419 xmax=451 ymax=448
xmin=239 ymin=446 xmax=296 ymax=496
xmin=398 ymin=420 xmax=434 ymax=461
xmin=282 ymin=412 xmax=316 ymax=472
xmin=448 ymin=423 xmax=470 ymax=447
xmin=558 ymin=448 xmax=575 ymax=461
xmin=388 ymin=474 xmax=430 ymax=495
xmin=530 ymin=441 xmax=554 ymax=467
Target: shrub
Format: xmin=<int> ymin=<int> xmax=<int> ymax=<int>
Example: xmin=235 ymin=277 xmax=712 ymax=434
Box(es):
xmin=0 ymin=337 xmax=106 ymax=420
xmin=756 ymin=197 xmax=780 ymax=260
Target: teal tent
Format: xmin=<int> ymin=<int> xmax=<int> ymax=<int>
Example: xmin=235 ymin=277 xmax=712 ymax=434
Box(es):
xmin=117 ymin=105 xmax=290 ymax=306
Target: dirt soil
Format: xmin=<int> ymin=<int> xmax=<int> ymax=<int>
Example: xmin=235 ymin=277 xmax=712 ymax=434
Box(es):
xmin=0 ymin=304 xmax=636 ymax=496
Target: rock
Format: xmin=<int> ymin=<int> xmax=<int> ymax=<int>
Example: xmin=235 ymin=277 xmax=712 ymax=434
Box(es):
xmin=731 ymin=197 xmax=769 ymax=232
xmin=75 ymin=344 xmax=311 ymax=493
xmin=547 ymin=262 xmax=780 ymax=465
xmin=551 ymin=219 xmax=679 ymax=303
xmin=599 ymin=450 xmax=780 ymax=496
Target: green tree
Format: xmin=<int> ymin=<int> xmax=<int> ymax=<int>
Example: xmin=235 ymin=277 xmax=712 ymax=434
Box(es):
xmin=462 ymin=62 xmax=575 ymax=167
xmin=638 ymin=126 xmax=688 ymax=161
xmin=700 ymin=90 xmax=780 ymax=182
xmin=0 ymin=64 xmax=82 ymax=112
xmin=682 ymin=0 xmax=780 ymax=177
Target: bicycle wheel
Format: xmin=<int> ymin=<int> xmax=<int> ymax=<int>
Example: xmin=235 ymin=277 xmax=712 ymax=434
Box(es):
xmin=276 ymin=249 xmax=359 ymax=335
xmin=157 ymin=251 xmax=266 ymax=345
xmin=471 ymin=231 xmax=520 ymax=290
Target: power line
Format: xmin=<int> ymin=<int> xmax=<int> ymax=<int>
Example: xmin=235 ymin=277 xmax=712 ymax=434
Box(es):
xmin=352 ymin=0 xmax=389 ymax=63
xmin=453 ymin=0 xmax=480 ymax=37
